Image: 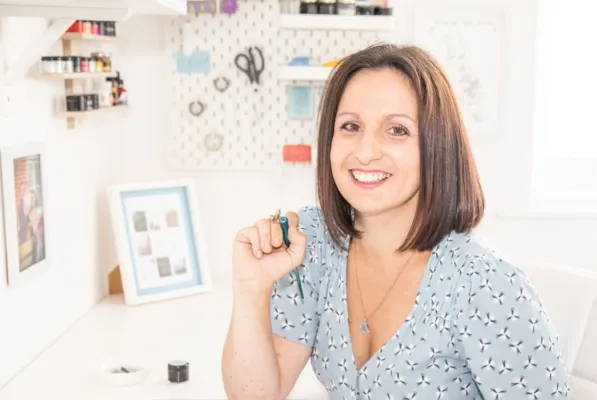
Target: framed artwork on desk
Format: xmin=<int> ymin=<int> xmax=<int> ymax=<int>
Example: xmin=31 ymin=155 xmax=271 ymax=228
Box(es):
xmin=108 ymin=179 xmax=212 ymax=305
xmin=0 ymin=142 xmax=50 ymax=287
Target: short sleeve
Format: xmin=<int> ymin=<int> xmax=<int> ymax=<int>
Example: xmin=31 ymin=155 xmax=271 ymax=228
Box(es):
xmin=270 ymin=206 xmax=325 ymax=347
xmin=452 ymin=254 xmax=572 ymax=398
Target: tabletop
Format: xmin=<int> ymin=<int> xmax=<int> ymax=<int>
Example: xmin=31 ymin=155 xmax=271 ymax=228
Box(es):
xmin=0 ymin=278 xmax=329 ymax=400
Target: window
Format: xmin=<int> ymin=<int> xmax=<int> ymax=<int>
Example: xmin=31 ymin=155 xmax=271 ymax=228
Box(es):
xmin=531 ymin=0 xmax=597 ymax=209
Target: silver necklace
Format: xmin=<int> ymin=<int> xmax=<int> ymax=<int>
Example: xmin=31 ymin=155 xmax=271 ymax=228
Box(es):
xmin=353 ymin=245 xmax=412 ymax=334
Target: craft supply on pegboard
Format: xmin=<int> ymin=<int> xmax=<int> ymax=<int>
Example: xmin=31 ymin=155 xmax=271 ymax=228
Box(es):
xmin=188 ymin=0 xmax=217 ymax=15
xmin=163 ymin=0 xmax=388 ymax=171
xmin=283 ymin=144 xmax=311 ymax=163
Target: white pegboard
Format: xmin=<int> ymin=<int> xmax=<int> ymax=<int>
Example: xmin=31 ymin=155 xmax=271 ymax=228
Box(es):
xmin=164 ymin=0 xmax=393 ymax=171
xmin=164 ymin=1 xmax=510 ymax=170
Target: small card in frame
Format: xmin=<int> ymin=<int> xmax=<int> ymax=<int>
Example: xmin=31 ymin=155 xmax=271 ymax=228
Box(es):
xmin=108 ymin=179 xmax=212 ymax=305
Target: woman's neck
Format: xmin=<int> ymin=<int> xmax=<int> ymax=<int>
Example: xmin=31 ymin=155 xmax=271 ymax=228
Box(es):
xmin=352 ymin=209 xmax=416 ymax=275
xmin=355 ymin=193 xmax=418 ymax=248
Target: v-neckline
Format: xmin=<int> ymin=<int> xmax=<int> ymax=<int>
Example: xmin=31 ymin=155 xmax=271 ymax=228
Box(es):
xmin=339 ymin=237 xmax=443 ymax=376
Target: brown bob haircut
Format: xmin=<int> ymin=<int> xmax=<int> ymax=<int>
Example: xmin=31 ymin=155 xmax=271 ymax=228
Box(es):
xmin=316 ymin=43 xmax=485 ymax=252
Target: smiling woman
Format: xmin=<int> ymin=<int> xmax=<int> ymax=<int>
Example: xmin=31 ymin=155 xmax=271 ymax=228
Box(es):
xmin=222 ymin=43 xmax=571 ymax=400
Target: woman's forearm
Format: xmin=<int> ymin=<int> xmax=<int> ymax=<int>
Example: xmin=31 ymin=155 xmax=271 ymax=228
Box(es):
xmin=222 ymin=283 xmax=281 ymax=400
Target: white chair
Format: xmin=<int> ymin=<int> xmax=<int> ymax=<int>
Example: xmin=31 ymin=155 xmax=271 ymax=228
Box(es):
xmin=520 ymin=262 xmax=597 ymax=398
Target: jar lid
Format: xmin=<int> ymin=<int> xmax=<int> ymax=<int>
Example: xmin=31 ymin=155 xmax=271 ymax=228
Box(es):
xmin=300 ymin=0 xmax=318 ymax=4
xmin=337 ymin=0 xmax=355 ymax=4
xmin=168 ymin=360 xmax=189 ymax=371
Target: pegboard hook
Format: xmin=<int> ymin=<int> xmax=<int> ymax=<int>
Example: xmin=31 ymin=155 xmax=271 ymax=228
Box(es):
xmin=188 ymin=100 xmax=205 ymax=117
xmin=214 ymin=77 xmax=230 ymax=93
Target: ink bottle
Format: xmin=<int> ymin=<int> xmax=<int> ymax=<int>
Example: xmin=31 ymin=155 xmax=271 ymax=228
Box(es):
xmin=168 ymin=360 xmax=189 ymax=383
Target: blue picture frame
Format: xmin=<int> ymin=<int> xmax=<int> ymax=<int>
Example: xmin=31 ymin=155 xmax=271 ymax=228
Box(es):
xmin=109 ymin=179 xmax=211 ymax=305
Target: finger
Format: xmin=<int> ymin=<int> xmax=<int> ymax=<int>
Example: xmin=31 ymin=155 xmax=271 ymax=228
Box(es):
xmin=270 ymin=219 xmax=283 ymax=248
xmin=284 ymin=211 xmax=299 ymax=230
xmin=286 ymin=224 xmax=307 ymax=267
xmin=236 ymin=226 xmax=262 ymax=258
xmin=255 ymin=218 xmax=273 ymax=254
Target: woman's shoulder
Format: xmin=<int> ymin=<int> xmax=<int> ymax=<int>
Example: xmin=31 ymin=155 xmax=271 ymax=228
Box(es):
xmin=445 ymin=231 xmax=524 ymax=276
xmin=439 ymin=231 xmax=533 ymax=306
xmin=439 ymin=231 xmax=524 ymax=278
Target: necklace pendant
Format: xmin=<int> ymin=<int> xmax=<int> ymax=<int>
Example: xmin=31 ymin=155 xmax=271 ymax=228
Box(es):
xmin=360 ymin=319 xmax=370 ymax=333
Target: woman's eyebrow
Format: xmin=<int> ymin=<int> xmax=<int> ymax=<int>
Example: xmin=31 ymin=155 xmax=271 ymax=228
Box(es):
xmin=336 ymin=111 xmax=416 ymax=123
xmin=336 ymin=111 xmax=359 ymax=118
xmin=384 ymin=113 xmax=417 ymax=123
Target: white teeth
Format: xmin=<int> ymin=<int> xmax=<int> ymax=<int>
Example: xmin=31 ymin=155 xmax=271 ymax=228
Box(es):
xmin=351 ymin=171 xmax=391 ymax=183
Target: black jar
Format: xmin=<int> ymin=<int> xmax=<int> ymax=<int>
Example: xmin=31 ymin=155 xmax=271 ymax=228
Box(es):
xmin=168 ymin=360 xmax=189 ymax=383
xmin=72 ymin=56 xmax=81 ymax=73
xmin=356 ymin=4 xmax=374 ymax=14
xmin=66 ymin=95 xmax=79 ymax=112
xmin=299 ymin=0 xmax=318 ymax=14
xmin=374 ymin=6 xmax=392 ymax=14
xmin=318 ymin=0 xmax=336 ymax=14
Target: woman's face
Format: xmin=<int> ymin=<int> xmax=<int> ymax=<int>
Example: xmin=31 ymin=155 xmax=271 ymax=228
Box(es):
xmin=330 ymin=68 xmax=421 ymax=217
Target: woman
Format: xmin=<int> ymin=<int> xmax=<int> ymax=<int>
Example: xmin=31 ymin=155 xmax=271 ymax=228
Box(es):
xmin=222 ymin=44 xmax=571 ymax=399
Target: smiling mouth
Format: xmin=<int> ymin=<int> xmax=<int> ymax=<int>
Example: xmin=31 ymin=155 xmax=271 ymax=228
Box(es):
xmin=350 ymin=170 xmax=392 ymax=183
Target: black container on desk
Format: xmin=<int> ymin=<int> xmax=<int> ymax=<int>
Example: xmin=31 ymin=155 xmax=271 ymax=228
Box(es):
xmin=168 ymin=360 xmax=189 ymax=383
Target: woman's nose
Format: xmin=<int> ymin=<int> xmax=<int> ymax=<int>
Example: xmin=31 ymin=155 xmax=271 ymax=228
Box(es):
xmin=354 ymin=132 xmax=382 ymax=164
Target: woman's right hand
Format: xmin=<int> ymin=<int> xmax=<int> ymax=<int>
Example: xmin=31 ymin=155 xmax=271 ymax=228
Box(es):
xmin=232 ymin=211 xmax=307 ymax=292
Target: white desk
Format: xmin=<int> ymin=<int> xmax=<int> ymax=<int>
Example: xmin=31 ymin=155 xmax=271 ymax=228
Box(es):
xmin=0 ymin=279 xmax=329 ymax=400
xmin=1 ymin=277 xmax=595 ymax=400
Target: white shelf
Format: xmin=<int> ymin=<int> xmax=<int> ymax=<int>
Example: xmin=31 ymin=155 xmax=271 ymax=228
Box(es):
xmin=279 ymin=14 xmax=395 ymax=31
xmin=58 ymin=105 xmax=130 ymax=118
xmin=62 ymin=33 xmax=120 ymax=43
xmin=33 ymin=72 xmax=118 ymax=80
xmin=278 ymin=66 xmax=333 ymax=81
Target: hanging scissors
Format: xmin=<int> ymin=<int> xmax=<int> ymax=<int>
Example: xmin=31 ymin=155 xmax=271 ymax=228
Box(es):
xmin=234 ymin=46 xmax=265 ymax=125
xmin=234 ymin=46 xmax=264 ymax=85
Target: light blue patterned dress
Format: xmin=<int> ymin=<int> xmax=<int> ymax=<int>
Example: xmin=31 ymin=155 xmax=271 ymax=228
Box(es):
xmin=270 ymin=206 xmax=572 ymax=399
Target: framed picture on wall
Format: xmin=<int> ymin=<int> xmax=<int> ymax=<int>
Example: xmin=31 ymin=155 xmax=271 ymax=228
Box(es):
xmin=0 ymin=142 xmax=50 ymax=287
xmin=108 ymin=179 xmax=212 ymax=305
xmin=412 ymin=5 xmax=506 ymax=139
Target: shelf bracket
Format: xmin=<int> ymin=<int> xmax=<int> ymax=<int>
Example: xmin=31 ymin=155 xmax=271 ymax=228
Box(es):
xmin=2 ymin=18 xmax=75 ymax=85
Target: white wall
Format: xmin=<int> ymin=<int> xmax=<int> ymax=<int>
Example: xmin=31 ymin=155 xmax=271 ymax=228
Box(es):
xmin=0 ymin=0 xmax=596 ymax=391
xmin=0 ymin=17 xmax=112 ymax=387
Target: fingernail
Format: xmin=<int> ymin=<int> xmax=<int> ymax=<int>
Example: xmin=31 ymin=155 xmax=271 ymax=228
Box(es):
xmin=257 ymin=250 xmax=262 ymax=258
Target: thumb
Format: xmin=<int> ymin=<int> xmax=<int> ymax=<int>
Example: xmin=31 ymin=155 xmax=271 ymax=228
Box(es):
xmin=286 ymin=224 xmax=307 ymax=267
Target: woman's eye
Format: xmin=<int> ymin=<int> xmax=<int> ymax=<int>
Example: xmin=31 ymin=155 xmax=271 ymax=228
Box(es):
xmin=341 ymin=122 xmax=359 ymax=132
xmin=389 ymin=126 xmax=409 ymax=136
